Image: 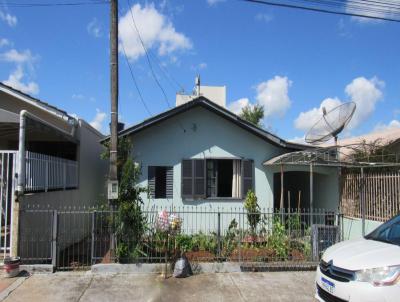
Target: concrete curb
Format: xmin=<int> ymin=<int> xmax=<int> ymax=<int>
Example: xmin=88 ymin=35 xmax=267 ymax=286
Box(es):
xmin=91 ymin=263 xmax=168 ymax=274
xmin=92 ymin=262 xmax=240 ymax=274
xmin=0 ymin=277 xmax=28 ymax=301
xmin=92 ymin=262 xmax=318 ymax=274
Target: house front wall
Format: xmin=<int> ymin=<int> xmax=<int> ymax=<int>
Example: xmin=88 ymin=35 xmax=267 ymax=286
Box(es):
xmin=128 ymin=106 xmax=296 ymax=210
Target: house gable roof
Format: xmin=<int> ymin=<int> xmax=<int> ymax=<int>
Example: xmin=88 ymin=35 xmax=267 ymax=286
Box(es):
xmin=104 ymin=96 xmax=308 ymax=150
xmin=0 ymin=82 xmax=72 ymax=120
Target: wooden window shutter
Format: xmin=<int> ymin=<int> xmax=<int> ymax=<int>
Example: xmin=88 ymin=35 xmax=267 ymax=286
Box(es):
xmin=166 ymin=166 xmax=173 ymax=199
xmin=181 ymin=160 xmax=193 ymax=199
xmin=148 ymin=166 xmax=156 ymax=199
xmin=194 ymin=159 xmax=206 ymax=199
xmin=242 ymin=159 xmax=254 ymax=198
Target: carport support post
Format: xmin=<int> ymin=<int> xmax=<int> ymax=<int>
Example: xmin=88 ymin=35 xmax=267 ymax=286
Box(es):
xmin=310 ymin=163 xmax=314 ymax=225
xmin=361 ymin=167 xmax=366 ymax=237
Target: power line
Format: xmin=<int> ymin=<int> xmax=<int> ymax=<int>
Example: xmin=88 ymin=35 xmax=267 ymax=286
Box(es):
xmin=148 ymin=50 xmax=185 ymax=93
xmin=2 ymin=1 xmax=109 ymax=7
xmin=125 ymin=0 xmax=173 ymax=109
xmin=120 ymin=41 xmax=153 ymax=117
xmin=241 ymin=0 xmax=400 ymax=22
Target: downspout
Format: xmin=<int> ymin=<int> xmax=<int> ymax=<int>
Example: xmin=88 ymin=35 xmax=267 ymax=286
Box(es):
xmin=16 ymin=110 xmax=77 ymax=196
xmin=16 ymin=110 xmax=27 ymax=196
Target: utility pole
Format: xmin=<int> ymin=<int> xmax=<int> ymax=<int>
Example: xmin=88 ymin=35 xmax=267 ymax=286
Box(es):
xmin=108 ymin=0 xmax=119 ymax=264
xmin=108 ymin=0 xmax=119 ymax=201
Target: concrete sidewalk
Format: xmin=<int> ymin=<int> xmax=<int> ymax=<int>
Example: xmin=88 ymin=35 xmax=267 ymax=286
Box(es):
xmin=2 ymin=271 xmax=317 ymax=302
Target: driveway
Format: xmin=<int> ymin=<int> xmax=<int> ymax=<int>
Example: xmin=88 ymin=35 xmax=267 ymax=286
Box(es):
xmin=2 ymin=271 xmax=317 ymax=302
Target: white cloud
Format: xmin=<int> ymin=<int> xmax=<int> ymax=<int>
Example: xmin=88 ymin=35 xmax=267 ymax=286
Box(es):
xmin=255 ymin=13 xmax=273 ymax=23
xmin=227 ymin=76 xmax=292 ymax=120
xmin=207 ymin=0 xmax=226 ymax=6
xmin=0 ymin=11 xmax=17 ymax=27
xmin=72 ymin=94 xmax=96 ymax=102
xmin=0 ymin=38 xmax=10 ymax=48
xmin=256 ymin=76 xmax=292 ymax=118
xmin=119 ymin=3 xmax=192 ymax=61
xmin=72 ymin=94 xmax=84 ymax=100
xmin=373 ymin=120 xmax=400 ymax=132
xmin=87 ymin=18 xmax=103 ymax=38
xmin=345 ymin=77 xmax=384 ymax=128
xmin=294 ymin=97 xmax=342 ymax=132
xmin=228 ymin=98 xmax=250 ymax=115
xmin=191 ymin=62 xmax=207 ymax=71
xmin=3 ymin=65 xmax=39 ymax=95
xmin=198 ymin=62 xmax=207 ymax=69
xmin=90 ymin=109 xmax=107 ymax=132
xmin=294 ymin=77 xmax=384 ymax=133
xmin=0 ymin=49 xmax=35 ymax=64
xmin=288 ymin=136 xmax=311 ymax=145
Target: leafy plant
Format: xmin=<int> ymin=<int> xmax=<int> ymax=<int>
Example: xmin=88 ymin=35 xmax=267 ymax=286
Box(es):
xmin=192 ymin=232 xmax=217 ymax=253
xmin=267 ymin=217 xmax=288 ymax=260
xmin=222 ymin=219 xmax=239 ymax=257
xmin=286 ymin=212 xmax=302 ymax=237
xmin=175 ymin=234 xmax=194 ymax=253
xmin=102 ymin=137 xmax=149 ymax=263
xmin=114 ymin=158 xmax=148 ymax=262
xmin=244 ymin=189 xmax=261 ymax=235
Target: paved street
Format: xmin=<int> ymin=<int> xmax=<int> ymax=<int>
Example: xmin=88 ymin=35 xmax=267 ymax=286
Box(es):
xmin=0 ymin=271 xmax=316 ymax=302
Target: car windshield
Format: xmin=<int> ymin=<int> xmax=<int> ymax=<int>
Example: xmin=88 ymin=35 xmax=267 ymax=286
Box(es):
xmin=365 ymin=214 xmax=400 ymax=246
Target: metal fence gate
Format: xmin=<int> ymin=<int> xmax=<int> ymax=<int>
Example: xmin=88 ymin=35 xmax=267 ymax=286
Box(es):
xmin=0 ymin=151 xmax=16 ymax=260
xmin=19 ymin=205 xmax=343 ymax=271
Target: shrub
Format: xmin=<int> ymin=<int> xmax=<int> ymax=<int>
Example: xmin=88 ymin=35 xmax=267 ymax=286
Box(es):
xmin=244 ymin=189 xmax=261 ymax=234
xmin=222 ymin=219 xmax=239 ymax=257
xmin=175 ymin=234 xmax=194 ymax=253
xmin=267 ymin=217 xmax=288 ymax=260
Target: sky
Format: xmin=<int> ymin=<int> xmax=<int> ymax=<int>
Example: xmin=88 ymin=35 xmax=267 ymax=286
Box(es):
xmin=0 ymin=0 xmax=400 ymax=143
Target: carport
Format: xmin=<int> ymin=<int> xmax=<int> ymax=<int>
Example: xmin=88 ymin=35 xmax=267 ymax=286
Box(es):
xmin=264 ymin=145 xmax=400 ymax=233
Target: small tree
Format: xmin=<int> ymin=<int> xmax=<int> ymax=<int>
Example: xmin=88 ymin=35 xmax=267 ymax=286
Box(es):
xmin=244 ymin=189 xmax=261 ymax=235
xmin=115 ymin=158 xmax=148 ymax=261
xmin=101 ymin=137 xmax=148 ymax=262
xmin=239 ymin=104 xmax=264 ymax=127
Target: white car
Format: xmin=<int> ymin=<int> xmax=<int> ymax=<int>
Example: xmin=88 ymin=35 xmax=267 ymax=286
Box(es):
xmin=315 ymin=214 xmax=400 ymax=302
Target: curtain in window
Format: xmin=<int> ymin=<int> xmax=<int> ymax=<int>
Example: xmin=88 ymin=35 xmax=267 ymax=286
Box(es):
xmin=232 ymin=159 xmax=242 ymax=198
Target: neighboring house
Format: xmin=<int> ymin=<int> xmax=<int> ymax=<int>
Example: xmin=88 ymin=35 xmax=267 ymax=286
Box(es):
xmin=0 ymin=83 xmax=108 ymax=258
xmin=106 ymin=91 xmax=340 ymax=217
xmin=336 ymin=127 xmax=400 ymax=159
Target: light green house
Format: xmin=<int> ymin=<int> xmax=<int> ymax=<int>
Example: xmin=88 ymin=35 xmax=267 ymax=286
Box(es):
xmin=115 ymin=96 xmax=340 ymax=213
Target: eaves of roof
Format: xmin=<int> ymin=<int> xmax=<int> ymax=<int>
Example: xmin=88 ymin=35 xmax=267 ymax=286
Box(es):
xmin=101 ymin=96 xmax=309 ymax=151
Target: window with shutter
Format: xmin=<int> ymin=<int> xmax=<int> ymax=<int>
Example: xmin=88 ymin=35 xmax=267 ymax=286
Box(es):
xmin=148 ymin=166 xmax=155 ymax=199
xmin=181 ymin=160 xmax=193 ymax=199
xmin=181 ymin=158 xmax=254 ymax=200
xmin=166 ymin=166 xmax=173 ymax=199
xmin=194 ymin=159 xmax=206 ymax=198
xmin=148 ymin=166 xmax=173 ymax=199
xmin=242 ymin=160 xmax=254 ymax=198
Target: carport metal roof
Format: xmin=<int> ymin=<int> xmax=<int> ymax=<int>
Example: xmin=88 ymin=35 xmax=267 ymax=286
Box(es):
xmin=264 ymin=144 xmax=400 ymax=168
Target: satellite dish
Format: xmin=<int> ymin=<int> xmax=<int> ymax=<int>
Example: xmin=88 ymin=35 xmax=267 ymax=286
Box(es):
xmin=305 ymin=102 xmax=356 ymax=145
